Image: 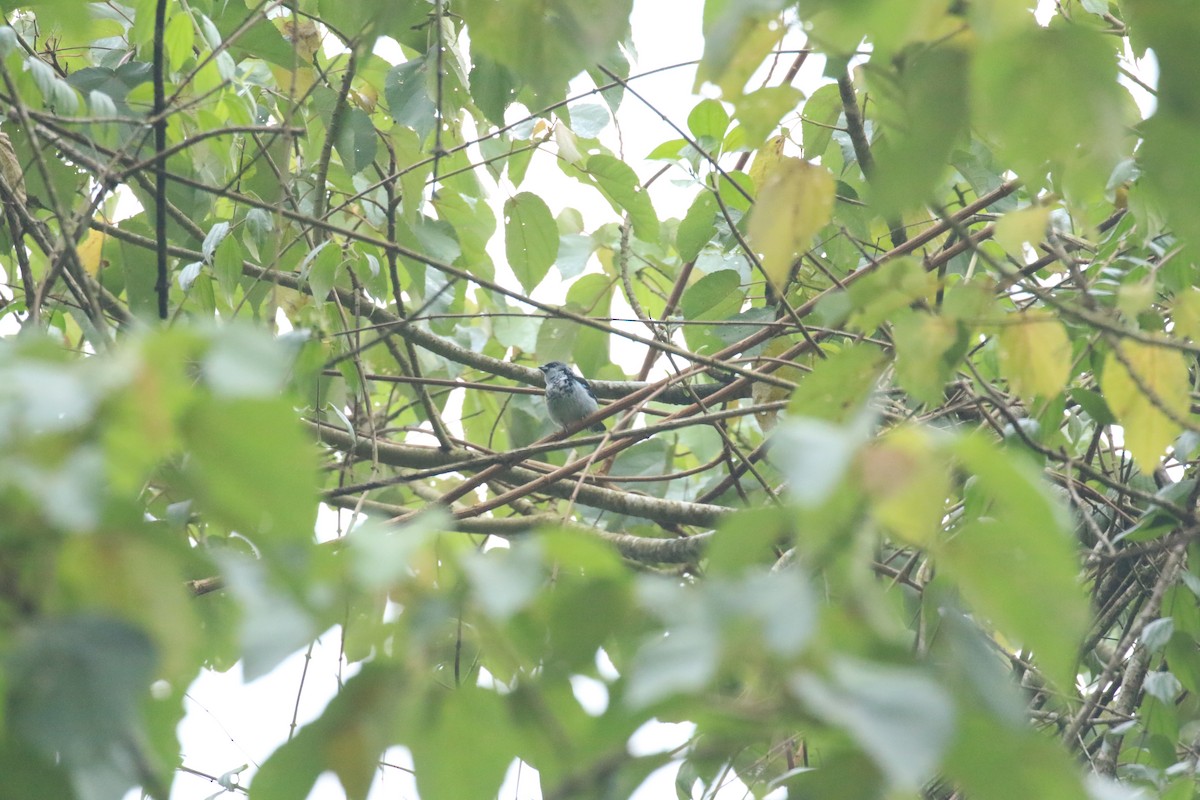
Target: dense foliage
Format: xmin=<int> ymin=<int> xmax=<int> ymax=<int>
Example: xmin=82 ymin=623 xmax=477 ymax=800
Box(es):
xmin=2 ymin=0 xmax=1200 ymax=798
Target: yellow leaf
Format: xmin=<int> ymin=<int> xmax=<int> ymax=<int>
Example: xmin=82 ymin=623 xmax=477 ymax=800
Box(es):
xmin=277 ymin=17 xmax=322 ymax=61
xmin=1101 ymin=342 xmax=1190 ymax=472
xmin=554 ymin=125 xmax=583 ymax=165
xmin=351 ymin=85 xmax=377 ymax=113
xmin=993 ymin=206 xmax=1050 ymax=255
xmin=1171 ymin=287 xmax=1200 ymax=341
xmin=996 ymin=311 xmax=1071 ymax=402
xmin=746 ymin=157 xmax=834 ymax=291
xmin=696 ymin=13 xmax=785 ymax=99
xmin=747 ymin=134 xmax=787 ymax=194
xmin=1116 ymin=279 xmax=1155 ymax=321
xmin=77 ymin=227 xmax=107 ymax=275
xmin=752 ymin=338 xmax=805 ymax=431
xmin=861 ymin=427 xmax=949 ymax=546
xmin=269 ymin=65 xmax=316 ymax=97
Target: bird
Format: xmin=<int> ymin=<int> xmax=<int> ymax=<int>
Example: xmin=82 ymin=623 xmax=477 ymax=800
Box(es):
xmin=538 ymin=361 xmax=605 ymax=433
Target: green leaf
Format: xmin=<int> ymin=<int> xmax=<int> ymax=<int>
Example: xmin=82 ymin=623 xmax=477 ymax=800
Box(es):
xmin=788 ymin=342 xmax=888 ymax=422
xmin=213 ymin=235 xmax=244 ymax=300
xmin=677 ymin=191 xmax=718 ymax=263
xmin=163 ymin=11 xmax=194 ymax=72
xmin=626 ymin=618 xmax=719 ymax=708
xmin=181 ymin=396 xmax=318 ymax=543
xmin=569 ymin=102 xmax=612 ymax=137
xmin=458 ymin=0 xmax=633 ymax=106
xmin=972 ymin=26 xmax=1125 ymax=195
xmin=469 ymin=54 xmax=518 ymax=126
xmin=892 ymin=311 xmax=969 ymax=406
xmin=801 ymin=82 xmax=842 ymax=160
xmin=707 ymin=505 xmax=794 ymax=575
xmin=220 ymin=555 xmax=317 ymax=681
xmin=335 ymin=107 xmax=378 ymax=175
xmin=791 ymin=659 xmax=954 ymax=790
xmin=733 ymin=85 xmax=803 ymax=149
xmin=385 ymin=57 xmax=435 ymax=141
xmin=201 ymin=325 xmax=295 ymax=398
xmin=303 ymin=240 xmax=341 ymax=301
xmin=7 ymin=616 xmax=158 ymax=794
xmin=947 ymin=710 xmax=1088 ymax=800
xmin=462 ymin=542 xmax=545 ymax=620
xmin=584 ymin=154 xmax=660 ymax=242
xmin=1144 ymin=671 xmax=1183 ymax=704
xmin=845 ymin=258 xmax=936 ymax=332
xmin=680 ymin=269 xmax=743 ymax=322
xmin=943 ymin=435 xmax=1090 ymax=689
xmin=1141 ymin=617 xmax=1175 ymax=652
xmin=408 ymin=685 xmax=513 ymax=800
xmin=253 ymin=665 xmax=406 ymax=800
xmin=869 ymin=44 xmax=969 ymax=213
xmin=201 ymin=221 xmax=230 ymax=264
xmin=1124 ymin=1 xmax=1200 ymax=249
xmin=504 ymin=192 xmax=558 ymax=293
xmin=687 ymin=98 xmax=730 ymax=143
xmin=773 ymin=414 xmax=870 ymax=506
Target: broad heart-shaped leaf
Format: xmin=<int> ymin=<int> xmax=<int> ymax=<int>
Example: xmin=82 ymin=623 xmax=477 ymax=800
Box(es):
xmin=972 ymin=26 xmax=1125 ymax=196
xmin=946 ymin=709 xmax=1088 ymax=800
xmin=407 ymin=684 xmax=513 ymax=800
xmin=687 ymin=97 xmax=730 ymax=142
xmin=868 ymin=43 xmax=968 ymax=215
xmin=790 ymin=658 xmax=954 ymax=791
xmin=385 ymin=56 xmax=435 ymax=141
xmin=680 ymin=269 xmax=744 ymax=352
xmin=892 ymin=310 xmax=969 ymax=406
xmin=942 ymin=434 xmax=1090 ymax=691
xmin=252 ymin=664 xmax=407 ymax=800
xmin=583 ymin=154 xmax=660 ymax=242
xmin=1100 ymin=341 xmax=1190 ymax=473
xmin=504 ymin=192 xmax=558 ymax=293
xmin=180 ymin=396 xmax=319 ymax=545
xmin=995 ymin=310 xmax=1071 ymax=403
xmin=788 ymin=342 xmax=888 ymax=423
xmin=800 ymin=82 xmax=842 ymax=160
xmin=335 ymin=107 xmax=378 ymax=175
xmin=746 ymin=157 xmax=834 ymax=290
xmin=733 ymin=85 xmax=803 ymax=149
xmin=993 ymin=205 xmax=1051 ymax=256
xmin=697 ymin=0 xmax=788 ymax=98
xmin=860 ymin=426 xmax=950 ymax=547
xmin=7 ymin=616 xmax=158 ymax=796
xmin=457 ymin=0 xmax=632 ymax=106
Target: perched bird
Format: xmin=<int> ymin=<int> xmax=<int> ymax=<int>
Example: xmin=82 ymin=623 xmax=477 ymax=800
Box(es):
xmin=538 ymin=361 xmax=605 ymax=433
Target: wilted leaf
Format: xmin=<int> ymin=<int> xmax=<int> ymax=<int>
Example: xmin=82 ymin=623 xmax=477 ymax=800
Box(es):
xmin=993 ymin=206 xmax=1051 ymax=255
xmin=1101 ymin=341 xmax=1190 ymax=473
xmin=746 ymin=157 xmax=835 ymax=290
xmin=861 ymin=426 xmax=950 ymax=546
xmin=996 ymin=311 xmax=1072 ymax=402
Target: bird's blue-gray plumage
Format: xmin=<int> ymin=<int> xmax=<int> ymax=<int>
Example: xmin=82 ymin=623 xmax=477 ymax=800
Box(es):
xmin=539 ymin=361 xmax=605 ymax=433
